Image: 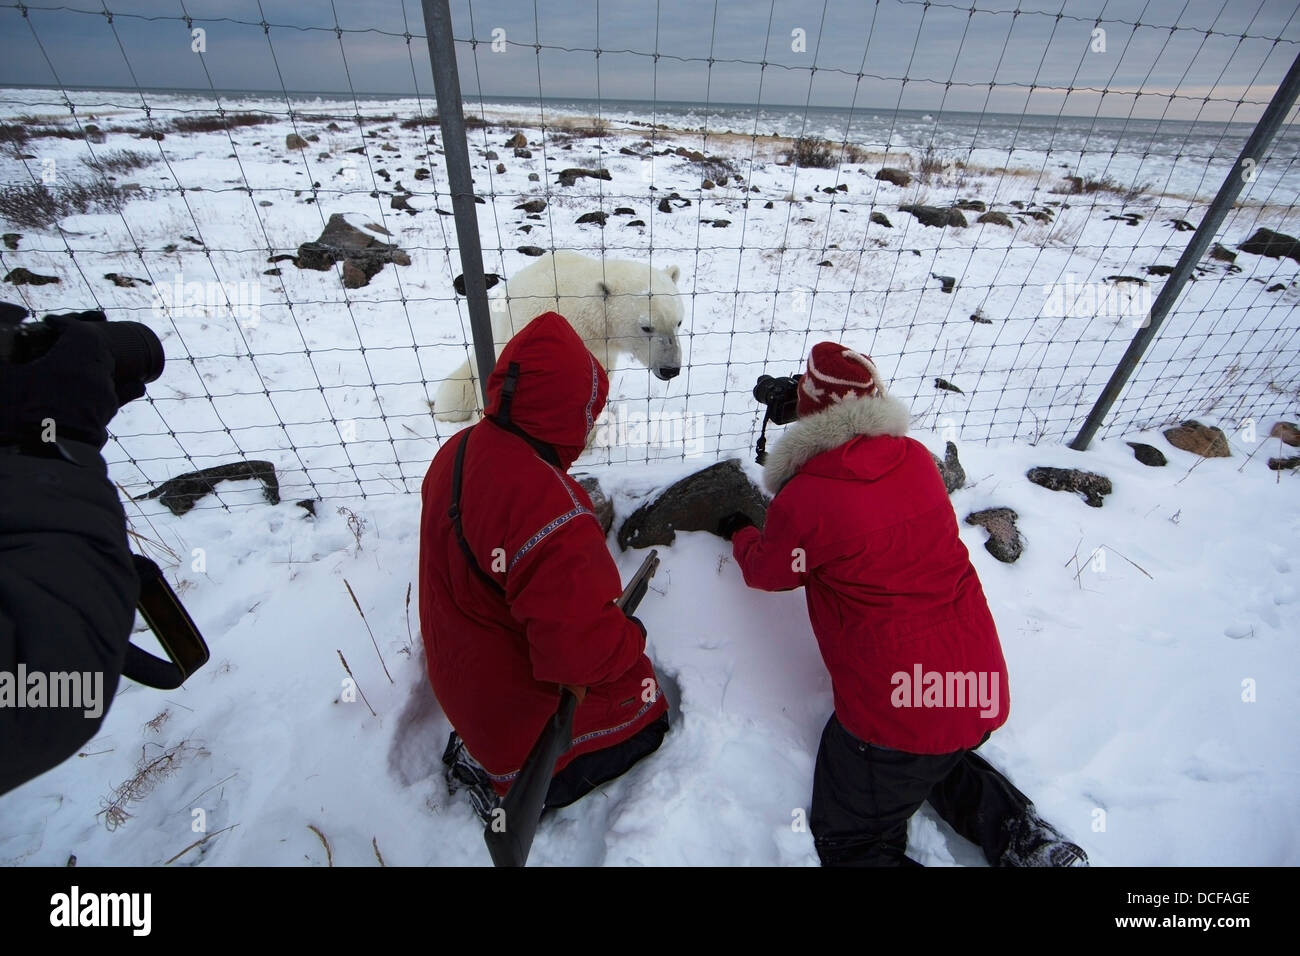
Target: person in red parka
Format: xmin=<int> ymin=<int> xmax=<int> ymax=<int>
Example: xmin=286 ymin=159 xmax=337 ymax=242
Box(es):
xmin=719 ymin=340 xmax=1086 ymax=867
xmin=419 ymin=312 xmax=669 ymax=821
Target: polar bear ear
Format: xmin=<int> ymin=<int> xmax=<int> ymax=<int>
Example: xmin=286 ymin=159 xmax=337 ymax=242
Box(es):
xmin=598 ymin=280 xmax=612 ymax=299
xmin=666 ymin=265 xmax=681 ymax=283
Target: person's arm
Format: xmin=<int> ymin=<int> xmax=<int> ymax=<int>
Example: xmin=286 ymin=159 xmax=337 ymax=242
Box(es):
xmin=0 ymin=441 xmax=138 ymax=795
xmin=730 ymin=492 xmax=808 ymax=592
xmin=505 ymin=508 xmax=645 ymax=689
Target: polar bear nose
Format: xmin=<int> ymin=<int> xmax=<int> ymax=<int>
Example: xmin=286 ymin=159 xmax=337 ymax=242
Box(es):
xmin=655 ymin=366 xmax=681 ymax=380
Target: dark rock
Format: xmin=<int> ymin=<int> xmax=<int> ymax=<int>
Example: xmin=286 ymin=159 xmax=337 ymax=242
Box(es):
xmin=1267 ymin=456 xmax=1300 ymax=471
xmin=1024 ymin=210 xmax=1053 ymax=223
xmin=181 ymin=235 xmax=204 ymax=246
xmin=1126 ymin=442 xmax=1167 ymax=466
xmin=263 ymin=268 xmax=282 ymax=276
xmin=1267 ymin=282 xmax=1287 ymax=292
xmin=1270 ymin=421 xmax=1300 ymax=447
xmin=136 ymin=461 xmax=280 ymax=516
xmin=452 ymin=272 xmax=502 ymax=296
xmin=285 ymin=133 xmax=309 ymax=150
xmin=898 ymin=204 xmax=968 ymax=228
xmin=576 ymin=211 xmax=608 ymax=226
xmin=4 ymin=268 xmax=59 ymax=286
xmin=294 ymin=214 xmax=410 ymax=287
xmin=104 ymin=272 xmax=151 ymax=288
xmin=763 ymin=200 xmax=774 ymax=209
xmin=955 ymin=199 xmax=987 ymax=212
xmin=1026 ymin=466 xmax=1113 ymax=508
xmin=556 ymin=167 xmax=612 ymax=187
xmin=1168 ymin=218 xmax=1195 ymax=232
xmin=576 ymin=476 xmax=614 ymax=535
xmin=870 ymin=211 xmax=892 ymax=228
xmin=2 ymin=233 xmax=20 ymax=250
xmin=965 ymin=508 xmax=1024 ymax=563
xmin=495 ymin=162 xmax=506 ymax=174
xmin=711 ymin=219 xmax=731 ymax=228
xmin=514 ymin=199 xmax=546 ymax=213
xmin=517 ymin=245 xmax=546 ymax=257
xmin=701 ymin=179 xmax=716 ymax=189
xmin=528 ymin=173 xmax=540 ymax=181
xmin=970 ymin=309 xmax=992 ymax=324
xmin=1107 ymin=275 xmax=1148 ymax=285
xmin=380 ymin=143 xmax=399 ymax=153
xmin=414 ymin=167 xmax=430 ymax=180
xmin=613 ymin=206 xmax=635 ymax=215
xmin=934 ymin=377 xmax=963 ymax=394
xmin=1145 ymin=264 xmax=1174 ymax=276
xmin=929 ymin=441 xmax=966 ymax=493
xmin=514 ymin=147 xmax=532 ymax=159
xmin=504 ymin=132 xmax=528 ymax=149
xmin=484 ymin=150 xmax=498 ymax=160
xmin=658 ymin=197 xmax=673 ymax=213
xmin=1163 ymin=420 xmax=1231 ymax=458
xmin=626 ymin=220 xmax=645 ymax=227
xmin=1238 ymin=228 xmax=1300 ymax=264
xmin=931 ymin=274 xmax=957 ymax=294
xmin=296 ymin=499 xmax=318 ymax=517
xmin=977 ymin=211 xmax=1013 ymax=227
xmin=875 ymin=167 xmax=911 ymax=187
xmin=617 ymin=459 xmax=769 ymax=550
xmin=1208 ymin=243 xmax=1237 ymax=263
xmin=390 ymin=194 xmax=413 ymax=211
xmin=817 ymin=260 xmax=834 ymax=267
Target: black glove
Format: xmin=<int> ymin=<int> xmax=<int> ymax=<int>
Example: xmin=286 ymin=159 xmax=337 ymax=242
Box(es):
xmin=0 ymin=313 xmax=121 ymax=450
xmin=716 ymin=512 xmax=755 ymax=541
xmin=627 ymin=614 xmax=648 ymax=644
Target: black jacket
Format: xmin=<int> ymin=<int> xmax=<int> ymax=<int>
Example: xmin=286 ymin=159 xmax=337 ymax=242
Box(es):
xmin=0 ymin=440 xmax=138 ymax=796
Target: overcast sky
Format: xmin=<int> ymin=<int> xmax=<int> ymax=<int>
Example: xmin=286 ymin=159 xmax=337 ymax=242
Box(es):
xmin=2 ymin=0 xmax=1298 ymax=121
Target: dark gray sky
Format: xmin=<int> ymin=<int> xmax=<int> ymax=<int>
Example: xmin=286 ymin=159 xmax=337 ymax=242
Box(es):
xmin=2 ymin=0 xmax=1297 ymax=121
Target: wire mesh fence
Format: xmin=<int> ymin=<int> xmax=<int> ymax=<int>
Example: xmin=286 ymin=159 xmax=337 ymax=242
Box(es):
xmin=1 ymin=0 xmax=1298 ymax=512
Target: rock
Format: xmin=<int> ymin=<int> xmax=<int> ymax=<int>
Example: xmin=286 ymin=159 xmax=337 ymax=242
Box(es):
xmin=556 ymin=167 xmax=612 ymax=187
xmin=1168 ymin=218 xmax=1195 ymax=232
xmin=1126 ymin=442 xmax=1167 ymax=466
xmin=380 ymin=143 xmax=398 ymax=152
xmin=263 ymin=268 xmax=281 ymax=276
xmin=296 ymin=499 xmax=317 ymax=517
xmin=1163 ymin=420 xmax=1231 ymax=458
xmin=576 ymin=476 xmax=614 ymax=535
xmin=613 ymin=206 xmax=635 ymax=215
xmin=414 ymin=167 xmax=430 ymax=180
xmin=285 ymin=133 xmax=309 ymax=150
xmin=1267 ymin=456 xmax=1300 ymax=471
xmin=898 ymin=204 xmax=968 ymax=228
xmin=135 ymin=461 xmax=280 ymax=516
xmin=1106 ymin=274 xmax=1147 ymax=285
xmin=452 ymin=273 xmax=502 ymax=296
xmin=965 ymin=508 xmax=1024 ymax=563
xmin=1269 ymin=421 xmax=1300 ymax=446
xmin=817 ymin=260 xmax=834 ymax=267
xmin=1208 ymin=243 xmax=1237 ymax=263
xmin=930 ymin=273 xmax=956 ymax=294
xmin=484 ymin=150 xmax=499 ymax=160
xmin=104 ymin=272 xmax=151 ymax=288
xmin=258 ymin=200 xmax=273 ymax=207
xmin=1238 ymin=228 xmax=1300 ymax=264
xmin=763 ymin=200 xmax=774 ymax=209
xmin=617 ymin=459 xmax=769 ymax=550
xmin=504 ymin=132 xmax=528 ymax=149
xmin=2 ymin=233 xmax=19 ymax=250
xmin=874 ymin=167 xmax=911 ymax=187
xmin=1146 ymin=264 xmax=1174 ymax=276
xmin=514 ymin=199 xmax=546 ymax=213
xmin=977 ymin=211 xmax=1013 ymax=227
xmin=870 ymin=211 xmax=892 ymax=228
xmin=701 ymin=178 xmax=716 ymax=189
xmin=626 ymin=219 xmax=645 ymax=227
xmin=4 ymin=268 xmax=59 ymax=286
xmin=517 ymin=245 xmax=546 ymax=256
xmin=1026 ymin=466 xmax=1113 ymax=507
xmin=514 ymin=147 xmax=532 ymax=158
xmin=341 ymin=259 xmax=376 ymax=288
xmin=1267 ymin=282 xmax=1287 ymax=292
xmin=495 ymin=162 xmax=506 ymax=174
xmin=658 ymin=198 xmax=673 ymax=213
xmin=929 ymin=441 xmax=966 ymax=493
xmin=528 ymin=173 xmax=540 ymax=182
xmin=934 ymin=377 xmax=963 ymax=394
xmin=390 ymin=193 xmax=413 ymax=211
xmin=955 ymin=199 xmax=986 ymax=212
xmin=970 ymin=309 xmax=992 ymax=324
xmin=576 ymin=211 xmax=608 ymax=226
xmin=294 ymin=213 xmax=411 ymax=287
xmin=710 ymin=219 xmax=731 ymax=228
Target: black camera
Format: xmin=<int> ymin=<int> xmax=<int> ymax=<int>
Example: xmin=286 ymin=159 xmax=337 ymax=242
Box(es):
xmin=0 ymin=307 xmax=166 ymax=394
xmin=753 ymin=374 xmax=800 ymax=426
xmin=752 ymin=373 xmax=801 ymax=465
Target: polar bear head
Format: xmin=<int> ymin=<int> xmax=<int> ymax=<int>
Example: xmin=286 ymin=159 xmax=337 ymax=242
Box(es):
xmin=598 ymin=260 xmax=685 ymax=381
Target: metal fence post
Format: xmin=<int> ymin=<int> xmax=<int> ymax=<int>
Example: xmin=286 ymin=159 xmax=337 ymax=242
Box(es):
xmin=1069 ymin=48 xmax=1300 ymax=451
xmin=421 ymin=0 xmax=497 ymax=407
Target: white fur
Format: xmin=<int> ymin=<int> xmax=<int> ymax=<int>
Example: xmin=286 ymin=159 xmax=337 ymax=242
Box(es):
xmin=434 ymin=250 xmax=685 ymax=421
xmin=762 ymin=390 xmax=913 ymax=494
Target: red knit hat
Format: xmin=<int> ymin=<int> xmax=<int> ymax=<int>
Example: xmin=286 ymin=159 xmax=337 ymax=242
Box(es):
xmin=797 ymin=341 xmax=885 ymax=418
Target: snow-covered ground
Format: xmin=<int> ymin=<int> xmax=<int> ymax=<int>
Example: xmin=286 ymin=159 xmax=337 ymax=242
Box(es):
xmin=1 ymin=90 xmax=1297 ymax=865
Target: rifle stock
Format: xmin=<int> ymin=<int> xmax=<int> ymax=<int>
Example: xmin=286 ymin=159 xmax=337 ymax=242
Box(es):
xmin=483 ymin=549 xmax=659 ymax=866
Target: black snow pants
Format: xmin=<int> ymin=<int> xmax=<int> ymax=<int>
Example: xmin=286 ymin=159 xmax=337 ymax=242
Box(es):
xmin=810 ymin=713 xmax=1031 ymax=866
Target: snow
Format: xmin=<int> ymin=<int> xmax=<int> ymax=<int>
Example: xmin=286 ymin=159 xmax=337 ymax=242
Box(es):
xmin=1 ymin=89 xmax=1298 ymax=866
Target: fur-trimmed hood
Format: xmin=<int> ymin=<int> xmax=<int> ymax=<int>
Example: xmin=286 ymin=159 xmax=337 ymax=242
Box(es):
xmin=762 ymin=390 xmax=913 ymax=494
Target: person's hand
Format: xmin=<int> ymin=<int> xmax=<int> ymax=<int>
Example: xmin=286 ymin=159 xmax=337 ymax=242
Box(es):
xmin=716 ymin=512 xmax=755 ymax=541
xmin=0 ymin=313 xmax=120 ymax=450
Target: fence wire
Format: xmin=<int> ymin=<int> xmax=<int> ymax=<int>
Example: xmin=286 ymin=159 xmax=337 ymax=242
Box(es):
xmin=0 ymin=0 xmax=1298 ymax=513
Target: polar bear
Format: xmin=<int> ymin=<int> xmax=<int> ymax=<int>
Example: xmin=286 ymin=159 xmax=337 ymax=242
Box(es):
xmin=434 ymin=250 xmax=685 ymax=421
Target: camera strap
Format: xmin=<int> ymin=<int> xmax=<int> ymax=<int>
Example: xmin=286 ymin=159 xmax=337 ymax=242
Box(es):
xmin=449 ymin=428 xmax=506 ymax=595
xmin=122 ymin=554 xmax=210 ymax=690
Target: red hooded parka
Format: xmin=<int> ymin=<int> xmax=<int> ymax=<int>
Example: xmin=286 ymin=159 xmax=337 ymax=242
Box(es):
xmin=419 ymin=312 xmax=667 ymax=794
